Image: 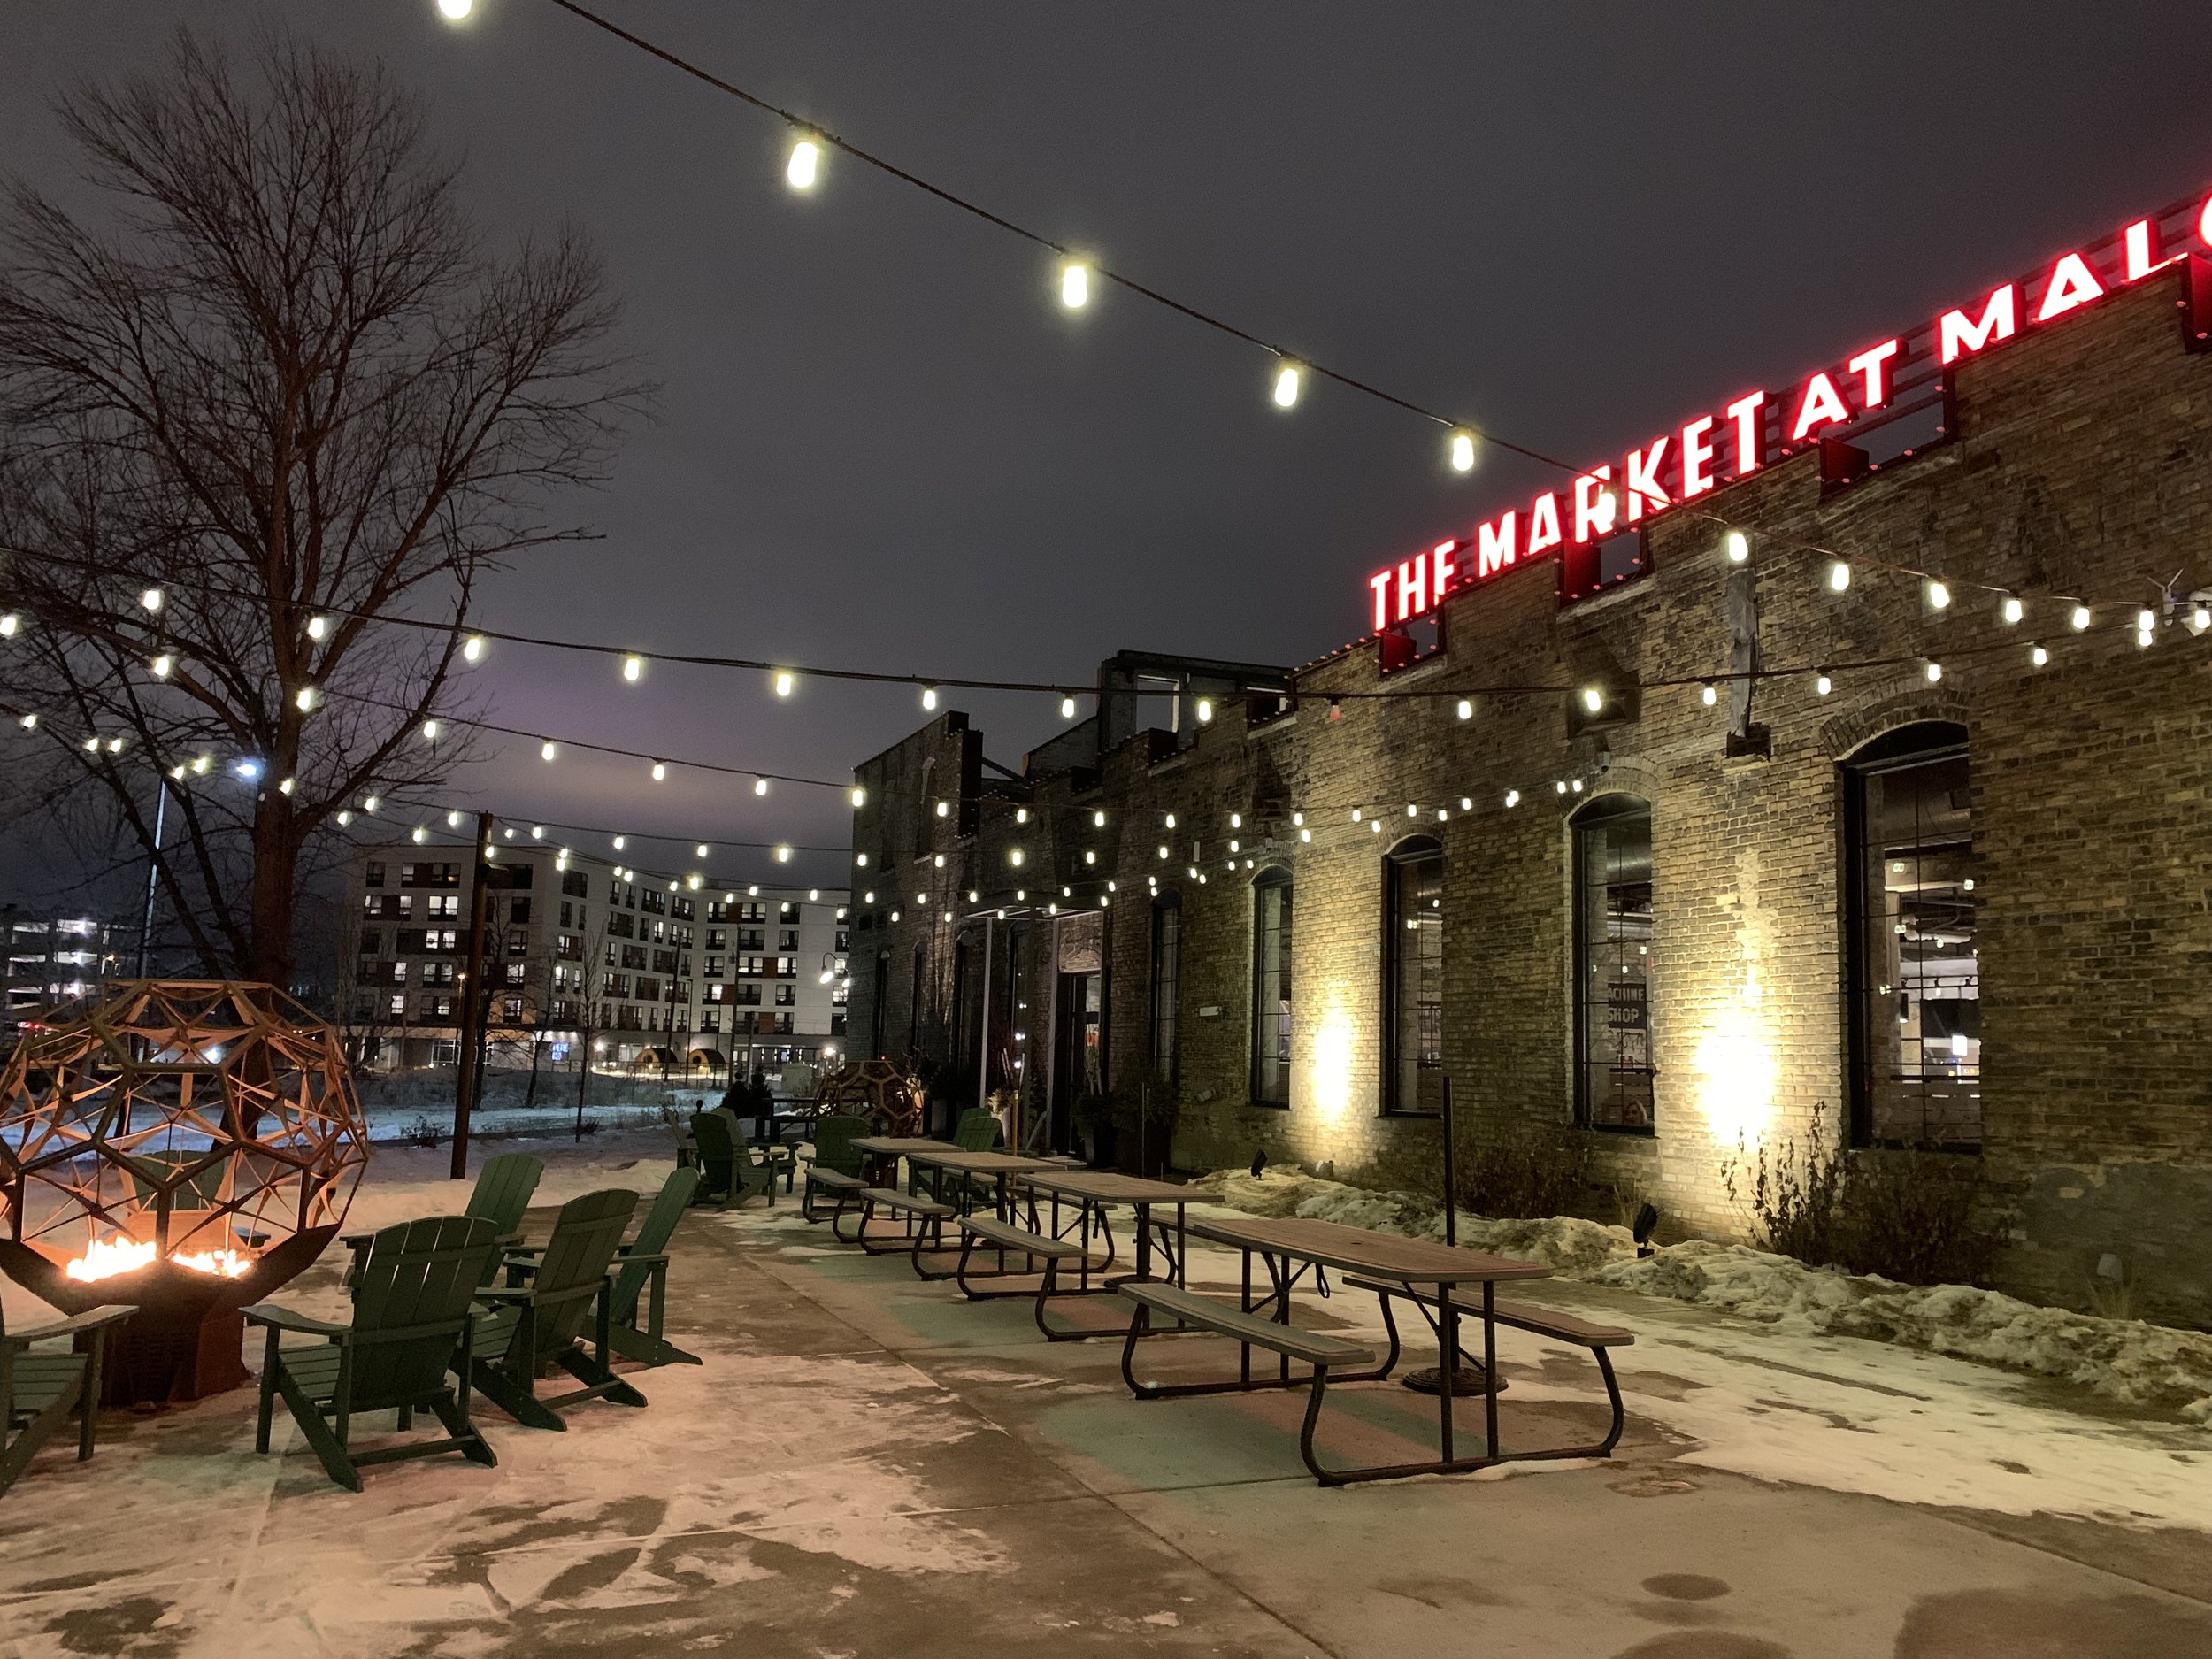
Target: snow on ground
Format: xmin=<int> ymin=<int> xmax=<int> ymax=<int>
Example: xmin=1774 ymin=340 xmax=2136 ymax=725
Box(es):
xmin=1187 ymin=1166 xmax=2212 ymax=1424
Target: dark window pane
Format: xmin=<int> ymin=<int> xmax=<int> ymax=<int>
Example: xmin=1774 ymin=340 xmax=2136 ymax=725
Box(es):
xmin=1573 ymin=797 xmax=1655 ymax=1132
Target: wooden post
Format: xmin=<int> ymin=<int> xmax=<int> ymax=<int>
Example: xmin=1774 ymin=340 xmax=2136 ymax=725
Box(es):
xmin=450 ymin=810 xmax=495 ymax=1179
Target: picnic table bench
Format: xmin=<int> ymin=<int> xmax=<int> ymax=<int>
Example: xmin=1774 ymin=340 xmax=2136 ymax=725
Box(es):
xmin=801 ymin=1166 xmax=866 ymax=1225
xmin=835 ymin=1186 xmax=958 ymax=1273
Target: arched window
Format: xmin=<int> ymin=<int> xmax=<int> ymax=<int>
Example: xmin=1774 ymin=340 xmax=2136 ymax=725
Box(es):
xmin=1385 ymin=836 xmax=1445 ymax=1115
xmin=1250 ymin=868 xmax=1293 ymax=1107
xmin=1843 ymin=721 xmax=1977 ymax=1148
xmin=1150 ymin=892 xmax=1182 ymax=1088
xmin=1571 ymin=794 xmax=1654 ymax=1132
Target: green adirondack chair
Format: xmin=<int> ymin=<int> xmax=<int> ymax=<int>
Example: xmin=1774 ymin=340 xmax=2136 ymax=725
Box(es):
xmin=245 ymin=1215 xmax=505 ymax=1492
xmin=469 ymin=1188 xmax=644 ymax=1430
xmin=809 ymin=1113 xmax=868 ymax=1178
xmin=511 ymin=1169 xmax=700 ymax=1368
xmin=342 ymin=1150 xmax=543 ymax=1285
xmin=689 ymin=1110 xmax=780 ymax=1209
xmin=1 ymin=1302 xmax=132 ymax=1500
xmin=953 ymin=1109 xmax=1004 ymax=1150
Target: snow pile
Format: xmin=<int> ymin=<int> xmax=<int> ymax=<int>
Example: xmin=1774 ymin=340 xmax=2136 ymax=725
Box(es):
xmin=1194 ymin=1165 xmax=2212 ymax=1423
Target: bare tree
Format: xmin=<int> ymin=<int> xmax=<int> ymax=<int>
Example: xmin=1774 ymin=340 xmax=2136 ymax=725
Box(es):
xmin=0 ymin=31 xmax=640 ymax=983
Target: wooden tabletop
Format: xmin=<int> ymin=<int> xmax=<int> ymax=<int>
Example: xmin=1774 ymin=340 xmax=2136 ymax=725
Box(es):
xmin=1188 ymin=1214 xmax=1550 ymax=1286
xmin=1020 ymin=1170 xmax=1197 ymax=1205
xmin=851 ymin=1137 xmax=956 ymax=1155
xmin=908 ymin=1149 xmax=1060 ymax=1174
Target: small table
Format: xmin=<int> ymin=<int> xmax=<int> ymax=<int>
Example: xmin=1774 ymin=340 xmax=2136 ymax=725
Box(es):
xmin=1018 ymin=1170 xmax=1194 ymax=1291
xmin=1185 ymin=1214 xmax=1549 ymax=1483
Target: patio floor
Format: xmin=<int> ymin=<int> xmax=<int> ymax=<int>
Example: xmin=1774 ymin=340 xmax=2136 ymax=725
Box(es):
xmin=3 ymin=1135 xmax=2208 ymax=1657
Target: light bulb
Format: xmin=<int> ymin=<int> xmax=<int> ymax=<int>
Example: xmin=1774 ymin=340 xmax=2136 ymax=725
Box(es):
xmin=921 ymin=685 xmax=938 ymax=710
xmin=650 ymin=760 xmax=666 ymax=781
xmin=1701 ymin=683 xmax=1717 ymax=706
xmin=856 ymin=851 xmax=869 ymax=865
xmin=1924 ymin=661 xmax=1943 ymax=683
xmin=1157 ymin=845 xmax=1169 ymax=859
xmin=1927 ymin=580 xmax=1951 ymax=611
xmin=1724 ymin=530 xmax=1749 ymax=565
xmin=1555 ymin=780 xmax=1568 ymax=795
xmin=437 ymin=0 xmax=472 ymax=18
xmin=754 ymin=777 xmax=770 ymax=795
xmin=0 ymin=614 xmax=18 ymax=636
xmin=540 ymin=740 xmax=557 ymax=761
xmin=2193 ymin=604 xmax=2212 ymax=634
xmin=934 ymin=799 xmax=949 ymax=818
xmin=1455 ymin=698 xmax=1472 ymax=720
xmin=150 ymin=654 xmax=173 ymax=680
xmin=1816 ymin=672 xmax=1833 ymax=696
xmin=1460 ymin=796 xmax=1472 ymax=810
xmin=1016 ymin=807 xmax=1029 ymax=824
xmin=1271 ymin=362 xmax=1302 ymax=409
xmin=770 ymin=671 xmax=795 ymax=699
xmin=528 ymin=825 xmax=543 ymax=840
xmin=422 ymin=719 xmax=442 ymax=741
xmin=1827 ymin=560 xmax=1851 ymax=593
xmin=1448 ymin=430 xmax=1476 ymax=472
xmin=2001 ymin=595 xmax=2024 ymax=625
xmin=191 ymin=754 xmax=211 ymax=774
xmin=1195 ymin=697 xmax=1214 ymax=723
xmin=307 ymin=614 xmax=331 ymax=641
xmin=2070 ymin=603 xmax=2092 ymax=631
xmin=1010 ymin=849 xmax=1025 ymax=866
xmin=462 ymin=634 xmax=485 ymax=662
xmin=140 ymin=588 xmax=165 ymax=612
xmin=622 ymin=654 xmax=644 ymax=682
xmin=1164 ymin=812 xmax=1176 ymax=828
xmin=1060 ymin=695 xmax=1077 ymax=719
xmin=786 ymin=135 xmax=821 ymax=191
xmin=1094 ymin=810 xmax=1106 ymax=827
xmin=696 ymin=843 xmax=710 ymax=858
xmin=1059 ymin=261 xmax=1090 ymax=309
xmin=775 ymin=845 xmax=791 ymax=863
xmin=278 ymin=777 xmax=294 ymax=795
xmin=2030 ymin=644 xmax=2048 ymax=667
xmin=446 ymin=810 xmax=463 ymax=827
xmin=1351 ymin=807 xmax=1362 ymax=822
xmin=336 ymin=810 xmax=352 ymax=826
xmin=612 ymin=835 xmax=626 ymax=849
xmin=850 ymin=786 xmax=866 ymax=807
xmin=1230 ymin=812 xmax=1241 ymax=828
xmin=1504 ymin=789 xmax=1520 ymax=808
xmin=294 ymin=685 xmax=319 ymax=711
xmin=1580 ymin=687 xmax=1603 ymax=714
xmin=362 ymin=794 xmax=380 ymax=812
xmin=17 ymin=713 xmax=35 ymax=729
xmin=411 ymin=826 xmax=427 ymax=843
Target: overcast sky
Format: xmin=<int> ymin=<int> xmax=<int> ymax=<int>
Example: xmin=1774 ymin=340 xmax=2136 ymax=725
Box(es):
xmin=4 ymin=1 xmax=2209 ymax=902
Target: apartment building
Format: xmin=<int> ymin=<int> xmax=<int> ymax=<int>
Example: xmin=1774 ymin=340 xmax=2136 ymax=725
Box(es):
xmin=339 ymin=842 xmax=849 ymax=1080
xmin=2 ymin=909 xmax=137 ymax=1039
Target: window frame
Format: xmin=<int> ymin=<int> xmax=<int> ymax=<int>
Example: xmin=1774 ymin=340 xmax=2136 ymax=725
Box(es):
xmin=1382 ymin=835 xmax=1446 ymax=1117
xmin=1249 ymin=866 xmax=1293 ymax=1109
xmin=1149 ymin=892 xmax=1182 ymax=1092
xmin=1570 ymin=792 xmax=1656 ymax=1134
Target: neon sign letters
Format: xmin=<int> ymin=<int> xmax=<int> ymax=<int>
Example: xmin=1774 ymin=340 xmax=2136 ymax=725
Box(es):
xmin=1367 ymin=188 xmax=2212 ymax=632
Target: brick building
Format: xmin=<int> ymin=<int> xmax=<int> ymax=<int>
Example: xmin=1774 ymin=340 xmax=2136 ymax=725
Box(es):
xmin=848 ymin=203 xmax=2212 ymax=1328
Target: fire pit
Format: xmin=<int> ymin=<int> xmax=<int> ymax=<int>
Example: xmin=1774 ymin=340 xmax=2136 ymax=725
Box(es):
xmin=0 ymin=980 xmax=369 ymax=1405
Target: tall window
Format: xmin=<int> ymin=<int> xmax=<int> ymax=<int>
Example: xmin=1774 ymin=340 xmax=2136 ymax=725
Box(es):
xmin=1571 ymin=795 xmax=1655 ymax=1132
xmin=909 ymin=942 xmax=926 ymax=1053
xmin=1385 ymin=838 xmax=1445 ymax=1114
xmin=1250 ymin=869 xmax=1293 ymax=1106
xmin=1844 ymin=722 xmax=1978 ymax=1148
xmin=1150 ymin=894 xmax=1182 ymax=1088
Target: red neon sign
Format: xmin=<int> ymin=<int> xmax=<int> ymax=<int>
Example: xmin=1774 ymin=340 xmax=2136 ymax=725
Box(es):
xmin=1364 ymin=186 xmax=2212 ymax=629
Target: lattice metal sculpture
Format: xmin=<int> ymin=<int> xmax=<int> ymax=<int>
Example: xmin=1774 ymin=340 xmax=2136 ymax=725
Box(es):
xmin=811 ymin=1057 xmax=926 ymax=1138
xmin=0 ymin=980 xmax=370 ymax=1402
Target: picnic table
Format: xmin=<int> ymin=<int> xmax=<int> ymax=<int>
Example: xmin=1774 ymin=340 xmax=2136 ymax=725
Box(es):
xmin=1130 ymin=1213 xmax=1623 ymax=1485
xmin=902 ymin=1148 xmax=1059 ymax=1218
xmin=1016 ymin=1169 xmax=1194 ymax=1292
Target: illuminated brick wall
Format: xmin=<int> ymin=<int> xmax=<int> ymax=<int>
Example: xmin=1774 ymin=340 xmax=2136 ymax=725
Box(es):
xmin=850 ymin=271 xmax=2212 ymax=1327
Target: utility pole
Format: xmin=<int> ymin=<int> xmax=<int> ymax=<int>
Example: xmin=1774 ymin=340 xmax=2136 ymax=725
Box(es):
xmin=451 ymin=810 xmax=496 ymax=1179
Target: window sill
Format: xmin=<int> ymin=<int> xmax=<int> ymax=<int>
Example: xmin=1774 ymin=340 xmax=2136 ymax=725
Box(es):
xmin=1246 ymin=1099 xmax=1290 ymax=1113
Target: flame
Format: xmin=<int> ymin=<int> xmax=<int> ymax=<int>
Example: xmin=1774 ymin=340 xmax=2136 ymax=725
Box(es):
xmin=64 ymin=1234 xmax=252 ymax=1282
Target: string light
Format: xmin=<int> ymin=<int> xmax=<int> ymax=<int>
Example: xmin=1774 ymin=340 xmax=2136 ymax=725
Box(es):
xmin=1924 ymin=660 xmax=1944 ymax=683
xmin=150 ymin=654 xmax=174 ymax=680
xmin=1093 ymin=810 xmax=1106 ymax=827
xmin=850 ymin=786 xmax=866 ymax=807
xmin=307 ymin=615 xmax=332 ymax=641
xmin=295 ymin=686 xmax=319 ymax=711
xmin=1926 ymin=580 xmax=1951 ymax=611
xmin=1580 ymin=687 xmax=1603 ymax=714
xmin=622 ymin=654 xmax=645 ymax=682
xmin=1816 ymin=671 xmax=1833 ymax=696
xmin=1448 ymin=430 xmax=1477 ymax=472
xmin=650 ymin=760 xmax=667 ymax=781
xmin=1015 ymin=807 xmax=1029 ymax=824
xmin=422 ymin=719 xmax=442 ymax=741
xmin=1724 ymin=530 xmax=1749 ymax=565
xmin=540 ymin=741 xmax=557 ymax=761
xmin=1827 ymin=560 xmax=1852 ymax=593
xmin=2070 ymin=603 xmax=2093 ymax=631
xmin=1271 ymin=361 xmax=1302 ymax=409
xmin=437 ymin=0 xmax=472 ymax=18
xmin=1058 ymin=261 xmax=1090 ymax=310
xmin=1455 ymin=699 xmax=1472 ymax=720
xmin=1194 ymin=697 xmax=1214 ymax=723
xmin=2031 ymin=643 xmax=2049 ymax=667
xmin=2192 ymin=603 xmax=2212 ymax=634
xmin=921 ymin=685 xmax=938 ymax=710
xmin=1059 ymin=695 xmax=1077 ymax=718
xmin=773 ymin=671 xmax=795 ymax=697
xmin=1504 ymin=789 xmax=1520 ymax=808
xmin=754 ymin=777 xmax=770 ymax=795
xmin=16 ymin=713 xmax=35 ymax=729
xmin=463 ymin=634 xmax=486 ymax=662
xmin=1700 ymin=682 xmax=1717 ymax=706
xmin=447 ymin=810 xmax=464 ymax=827
xmin=139 ymin=588 xmax=164 ymax=613
xmin=0 ymin=614 xmax=18 ymax=637
xmin=2001 ymin=595 xmax=2024 ymax=625
xmin=696 ymin=843 xmax=710 ymax=857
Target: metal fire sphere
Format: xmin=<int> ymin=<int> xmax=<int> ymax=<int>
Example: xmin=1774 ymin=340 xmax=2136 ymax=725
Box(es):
xmin=0 ymin=980 xmax=371 ymax=1402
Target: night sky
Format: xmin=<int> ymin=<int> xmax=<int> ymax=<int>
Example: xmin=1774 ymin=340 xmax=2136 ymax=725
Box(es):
xmin=4 ymin=1 xmax=2208 ymax=902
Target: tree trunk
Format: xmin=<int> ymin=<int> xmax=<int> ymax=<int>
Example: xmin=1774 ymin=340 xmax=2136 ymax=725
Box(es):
xmin=246 ymin=799 xmax=300 ymax=986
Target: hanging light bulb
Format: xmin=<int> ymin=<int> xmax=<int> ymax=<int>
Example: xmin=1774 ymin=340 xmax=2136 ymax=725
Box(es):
xmin=191 ymin=754 xmax=211 ymax=774
xmin=307 ymin=614 xmax=332 ymax=641
xmin=1230 ymin=812 xmax=1242 ymax=828
xmin=921 ymin=684 xmax=938 ymax=710
xmin=1926 ymin=580 xmax=1951 ymax=611
xmin=696 ymin=843 xmax=710 ymax=858
xmin=150 ymin=653 xmax=174 ymax=680
xmin=1094 ymin=810 xmax=1107 ymax=827
xmin=1827 ymin=560 xmax=1851 ymax=593
xmin=1164 ymin=812 xmax=1176 ymax=829
xmin=754 ymin=777 xmax=770 ymax=796
xmin=1015 ymin=807 xmax=1029 ymax=824
xmin=437 ymin=0 xmax=472 ymax=19
xmin=1448 ymin=429 xmax=1477 ymax=473
xmin=295 ymin=686 xmax=319 ymax=711
xmin=336 ymin=810 xmax=352 ymax=826
xmin=1700 ymin=682 xmax=1717 ymax=706
xmin=362 ymin=794 xmax=380 ymax=812
xmin=1351 ymin=807 xmax=1363 ymax=822
xmin=1455 ymin=698 xmax=1472 ymax=720
xmin=411 ymin=826 xmax=427 ymax=844
xmin=540 ymin=740 xmax=557 ymax=761
xmin=1504 ymin=789 xmax=1520 ymax=808
xmin=650 ymin=760 xmax=667 ymax=781
xmin=446 ymin=810 xmax=463 ymax=827
xmin=1195 ymin=697 xmax=1214 ymax=723
xmin=421 ymin=719 xmax=442 ymax=741
xmin=622 ymin=654 xmax=644 ymax=682
xmin=2030 ymin=643 xmax=2049 ymax=667
xmin=1724 ymin=530 xmax=1750 ymax=565
xmin=934 ymin=799 xmax=949 ymax=818
xmin=1271 ymin=361 xmax=1303 ymax=409
xmin=0 ymin=614 xmax=19 ymax=637
xmin=139 ymin=587 xmax=165 ymax=613
xmin=2070 ymin=603 xmax=2093 ymax=631
xmin=786 ymin=134 xmax=822 ymax=191
xmin=771 ymin=671 xmax=795 ymax=699
xmin=1815 ymin=671 xmax=1833 ymax=696
xmin=1059 ymin=695 xmax=1078 ymax=719
xmin=1058 ymin=261 xmax=1091 ymax=309
xmin=774 ymin=844 xmax=792 ymax=863
xmin=462 ymin=634 xmax=486 ymax=663
xmin=1580 ymin=687 xmax=1604 ymax=714
xmin=17 ymin=712 xmax=35 ymax=729
xmin=612 ymin=835 xmax=626 ymax=850
xmin=1924 ymin=660 xmax=1944 ymax=683
xmin=530 ymin=825 xmax=544 ymax=840
xmin=2001 ymin=595 xmax=2024 ymax=625
xmin=1010 ymin=848 xmax=1025 ymax=866
xmin=849 ymin=785 xmax=866 ymax=807
xmin=279 ymin=776 xmax=295 ymax=795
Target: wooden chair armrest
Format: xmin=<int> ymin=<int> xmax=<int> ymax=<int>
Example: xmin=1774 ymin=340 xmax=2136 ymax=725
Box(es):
xmin=4 ymin=1305 xmax=135 ymax=1347
xmin=241 ymin=1302 xmax=348 ymax=1338
xmin=471 ymin=1285 xmax=532 ymax=1304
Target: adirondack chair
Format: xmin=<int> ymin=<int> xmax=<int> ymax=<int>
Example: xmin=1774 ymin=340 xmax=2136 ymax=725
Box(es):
xmin=469 ymin=1187 xmax=644 ymax=1430
xmin=725 ymin=1105 xmax=797 ymax=1191
xmin=689 ymin=1111 xmax=780 ymax=1210
xmin=0 ymin=1302 xmax=132 ymax=1500
xmin=802 ymin=1112 xmax=869 ymax=1222
xmin=244 ymin=1216 xmax=505 ymax=1492
xmin=508 ymin=1169 xmax=700 ymax=1368
xmin=342 ymin=1151 xmax=543 ymax=1285
xmin=953 ymin=1109 xmax=1004 ymax=1151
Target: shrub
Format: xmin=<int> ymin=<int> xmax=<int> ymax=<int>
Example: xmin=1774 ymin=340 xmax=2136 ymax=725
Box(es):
xmin=1459 ymin=1116 xmax=1593 ymax=1220
xmin=1721 ymin=1103 xmax=1850 ymax=1268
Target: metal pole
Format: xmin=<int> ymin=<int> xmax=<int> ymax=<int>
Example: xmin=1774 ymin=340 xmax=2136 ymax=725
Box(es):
xmin=1440 ymin=1074 xmax=1458 ymax=1248
xmin=135 ymin=780 xmax=169 ymax=977
xmin=450 ymin=810 xmax=496 ymax=1180
xmin=977 ymin=914 xmax=994 ymax=1125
